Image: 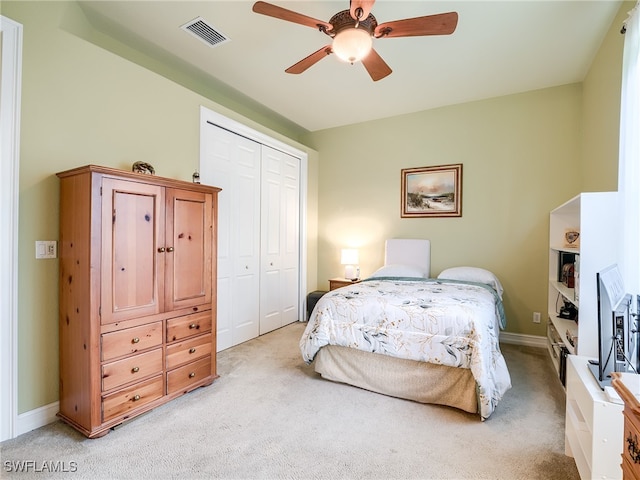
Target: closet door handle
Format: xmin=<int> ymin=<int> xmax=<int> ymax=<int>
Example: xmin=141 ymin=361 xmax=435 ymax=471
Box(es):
xmin=167 ymin=247 xmax=174 ymax=252
xmin=157 ymin=247 xmax=165 ymax=253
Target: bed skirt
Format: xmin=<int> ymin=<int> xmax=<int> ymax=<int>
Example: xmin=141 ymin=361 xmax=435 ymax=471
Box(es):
xmin=314 ymin=345 xmax=479 ymax=414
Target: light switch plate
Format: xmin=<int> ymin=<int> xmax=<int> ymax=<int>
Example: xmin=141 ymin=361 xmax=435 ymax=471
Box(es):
xmin=35 ymin=241 xmax=57 ymax=259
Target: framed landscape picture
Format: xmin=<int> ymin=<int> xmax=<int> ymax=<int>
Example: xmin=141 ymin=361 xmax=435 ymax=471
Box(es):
xmin=401 ymin=164 xmax=462 ymax=218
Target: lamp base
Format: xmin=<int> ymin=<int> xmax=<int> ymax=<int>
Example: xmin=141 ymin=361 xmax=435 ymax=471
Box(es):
xmin=344 ymin=265 xmax=359 ymax=281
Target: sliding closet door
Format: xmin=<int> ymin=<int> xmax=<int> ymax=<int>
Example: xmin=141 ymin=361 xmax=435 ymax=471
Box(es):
xmin=260 ymin=146 xmax=300 ymax=334
xmin=201 ymin=124 xmax=260 ymax=351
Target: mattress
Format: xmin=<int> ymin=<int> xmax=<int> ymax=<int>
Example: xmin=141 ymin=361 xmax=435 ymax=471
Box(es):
xmin=300 ymin=276 xmax=511 ymax=419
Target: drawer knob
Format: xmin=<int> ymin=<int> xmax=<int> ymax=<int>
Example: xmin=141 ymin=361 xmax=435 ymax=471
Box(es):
xmin=167 ymin=247 xmax=174 ymax=252
xmin=189 ymin=372 xmax=196 ymax=378
xmin=132 ymin=394 xmax=141 ymax=401
xmin=157 ymin=247 xmax=165 ymax=253
xmin=189 ymin=347 xmax=196 ymax=354
xmin=189 ymin=323 xmax=197 ymax=329
xmin=131 ymin=366 xmax=139 ymax=373
xmin=132 ymin=337 xmax=140 ymax=344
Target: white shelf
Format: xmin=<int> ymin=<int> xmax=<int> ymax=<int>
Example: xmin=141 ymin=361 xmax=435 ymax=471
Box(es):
xmin=565 ymin=356 xmax=623 ymax=480
xmin=549 ymin=280 xmax=578 ymax=308
xmin=547 ymin=192 xmax=618 ymax=360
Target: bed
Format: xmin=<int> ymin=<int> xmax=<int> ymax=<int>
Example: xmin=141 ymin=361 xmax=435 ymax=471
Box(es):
xmin=300 ymin=239 xmax=512 ymax=420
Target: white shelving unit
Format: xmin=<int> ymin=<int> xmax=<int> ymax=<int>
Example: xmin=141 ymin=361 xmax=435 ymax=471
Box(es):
xmin=565 ymin=355 xmax=623 ymax=479
xmin=547 ymin=192 xmax=619 ymax=370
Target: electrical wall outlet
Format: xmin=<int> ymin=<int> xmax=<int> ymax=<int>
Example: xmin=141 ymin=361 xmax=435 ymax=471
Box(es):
xmin=533 ymin=312 xmax=541 ymax=324
xmin=35 ymin=241 xmax=57 ymax=259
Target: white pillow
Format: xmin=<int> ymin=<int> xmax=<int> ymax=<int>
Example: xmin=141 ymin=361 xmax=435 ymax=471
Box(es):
xmin=437 ymin=266 xmax=504 ymax=299
xmin=370 ymin=264 xmax=426 ymax=279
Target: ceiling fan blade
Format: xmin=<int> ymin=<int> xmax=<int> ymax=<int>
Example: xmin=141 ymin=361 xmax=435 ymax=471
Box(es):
xmin=285 ymin=46 xmax=333 ymax=74
xmin=253 ymin=1 xmax=333 ymax=32
xmin=361 ymin=48 xmax=392 ymax=81
xmin=350 ymin=0 xmax=375 ymax=21
xmin=375 ymin=12 xmax=458 ymax=38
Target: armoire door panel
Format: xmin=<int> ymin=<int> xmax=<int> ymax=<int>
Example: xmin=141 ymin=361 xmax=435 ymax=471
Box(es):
xmin=165 ymin=188 xmax=212 ymax=311
xmin=101 ymin=179 xmax=164 ymax=325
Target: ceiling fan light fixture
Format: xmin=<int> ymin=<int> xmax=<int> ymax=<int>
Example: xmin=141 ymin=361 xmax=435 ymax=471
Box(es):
xmin=332 ymin=27 xmax=372 ymax=64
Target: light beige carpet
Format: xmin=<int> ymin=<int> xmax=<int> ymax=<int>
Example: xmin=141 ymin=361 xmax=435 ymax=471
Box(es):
xmin=1 ymin=322 xmax=579 ymax=480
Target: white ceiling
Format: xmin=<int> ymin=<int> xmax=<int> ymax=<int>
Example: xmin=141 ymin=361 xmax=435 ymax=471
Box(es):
xmin=77 ymin=0 xmax=624 ymax=132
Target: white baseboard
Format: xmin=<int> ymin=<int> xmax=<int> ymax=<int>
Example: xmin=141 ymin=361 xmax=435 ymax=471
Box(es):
xmin=13 ymin=332 xmax=546 ymax=437
xmin=500 ymin=331 xmax=547 ymax=348
xmin=17 ymin=401 xmax=59 ymax=437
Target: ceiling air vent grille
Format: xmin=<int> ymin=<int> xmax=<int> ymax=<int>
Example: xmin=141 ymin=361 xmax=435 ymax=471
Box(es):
xmin=181 ymin=17 xmax=230 ymax=48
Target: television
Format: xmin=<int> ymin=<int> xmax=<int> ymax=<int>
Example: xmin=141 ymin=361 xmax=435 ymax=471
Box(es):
xmin=589 ymin=264 xmax=635 ymax=389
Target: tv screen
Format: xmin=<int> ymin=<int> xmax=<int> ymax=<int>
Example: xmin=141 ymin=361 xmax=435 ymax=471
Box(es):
xmin=589 ymin=264 xmax=633 ymax=389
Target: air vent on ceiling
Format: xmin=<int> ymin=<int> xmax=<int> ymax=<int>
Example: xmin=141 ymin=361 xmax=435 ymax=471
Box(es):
xmin=181 ymin=17 xmax=230 ymax=48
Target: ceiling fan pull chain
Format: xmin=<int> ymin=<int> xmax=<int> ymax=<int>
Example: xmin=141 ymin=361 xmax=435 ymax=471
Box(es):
xmin=354 ymin=7 xmax=364 ymax=28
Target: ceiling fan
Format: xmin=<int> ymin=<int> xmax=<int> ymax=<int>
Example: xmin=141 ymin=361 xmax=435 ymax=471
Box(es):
xmin=252 ymin=0 xmax=458 ymax=81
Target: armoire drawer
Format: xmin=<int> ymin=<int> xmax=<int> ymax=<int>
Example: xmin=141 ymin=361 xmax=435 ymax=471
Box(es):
xmin=165 ymin=333 xmax=212 ymax=370
xmin=102 ymin=374 xmax=163 ymax=422
xmin=167 ymin=357 xmax=211 ymax=395
xmin=166 ymin=311 xmax=212 ymax=342
xmin=101 ymin=347 xmax=163 ymax=392
xmin=101 ymin=321 xmax=163 ymax=361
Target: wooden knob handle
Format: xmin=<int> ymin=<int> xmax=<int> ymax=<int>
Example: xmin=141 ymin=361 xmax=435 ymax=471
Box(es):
xmin=131 ymin=366 xmax=139 ymax=373
xmin=189 ymin=323 xmax=197 ymax=329
xmin=189 ymin=347 xmax=196 ymax=354
xmin=132 ymin=337 xmax=140 ymax=344
xmin=132 ymin=394 xmax=141 ymax=401
xmin=189 ymin=372 xmax=196 ymax=378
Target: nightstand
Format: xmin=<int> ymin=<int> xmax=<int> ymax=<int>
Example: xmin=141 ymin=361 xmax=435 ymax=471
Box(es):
xmin=329 ymin=278 xmax=360 ymax=291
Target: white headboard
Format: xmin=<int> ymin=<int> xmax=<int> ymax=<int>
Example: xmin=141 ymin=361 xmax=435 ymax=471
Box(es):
xmin=384 ymin=239 xmax=431 ymax=278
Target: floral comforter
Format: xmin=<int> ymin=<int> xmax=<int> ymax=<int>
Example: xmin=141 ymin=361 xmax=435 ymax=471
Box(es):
xmin=300 ymin=277 xmax=512 ymax=419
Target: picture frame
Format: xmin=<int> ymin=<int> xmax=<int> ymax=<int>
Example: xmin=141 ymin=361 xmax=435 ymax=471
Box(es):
xmin=401 ymin=164 xmax=462 ymax=218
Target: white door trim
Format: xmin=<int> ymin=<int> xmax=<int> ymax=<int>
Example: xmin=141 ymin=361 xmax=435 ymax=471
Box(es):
xmin=199 ymin=106 xmax=308 ymax=323
xmin=0 ymin=15 xmax=23 ymax=442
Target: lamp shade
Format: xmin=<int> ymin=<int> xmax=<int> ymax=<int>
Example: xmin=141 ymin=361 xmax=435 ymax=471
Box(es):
xmin=340 ymin=249 xmax=359 ymax=265
xmin=332 ymin=28 xmax=372 ymax=64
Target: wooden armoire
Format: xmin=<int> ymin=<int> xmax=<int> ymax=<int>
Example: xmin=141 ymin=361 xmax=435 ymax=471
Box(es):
xmin=56 ymin=165 xmax=220 ymax=438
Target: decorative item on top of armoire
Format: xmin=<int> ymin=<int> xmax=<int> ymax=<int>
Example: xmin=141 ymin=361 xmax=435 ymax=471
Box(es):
xmin=57 ymin=164 xmax=221 ymax=438
xmin=131 ymin=161 xmax=155 ymax=175
xmin=400 ymin=163 xmax=462 ymax=218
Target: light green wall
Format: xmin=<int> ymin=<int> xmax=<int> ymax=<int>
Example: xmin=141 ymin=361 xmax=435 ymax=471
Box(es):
xmin=3 ymin=1 xmax=318 ymax=413
xmin=3 ymin=0 xmax=629 ymax=415
xmin=300 ymin=0 xmax=630 ymax=339
xmin=581 ymin=1 xmax=632 ymax=191
xmin=302 ymin=85 xmax=583 ymax=337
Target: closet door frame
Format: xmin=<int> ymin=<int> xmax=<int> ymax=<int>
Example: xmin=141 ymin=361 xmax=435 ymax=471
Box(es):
xmin=199 ymin=106 xmax=308 ymax=326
